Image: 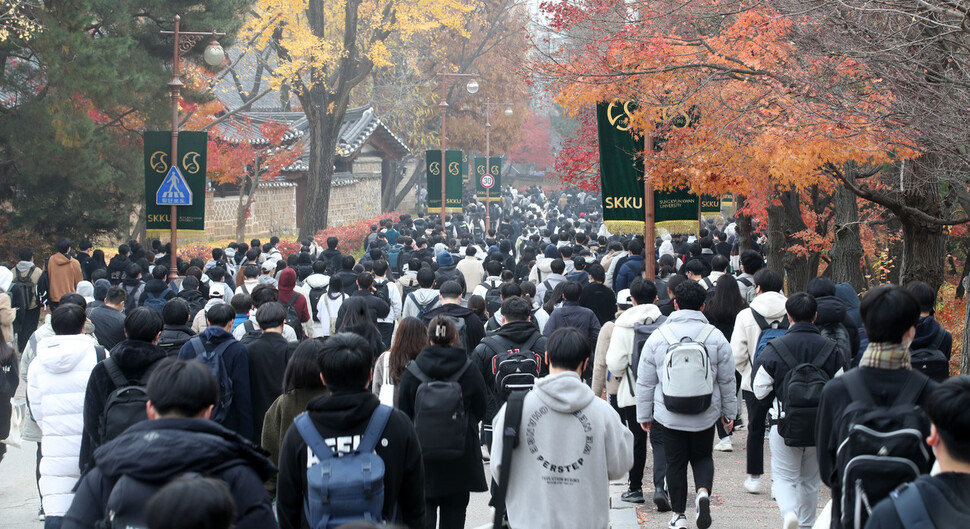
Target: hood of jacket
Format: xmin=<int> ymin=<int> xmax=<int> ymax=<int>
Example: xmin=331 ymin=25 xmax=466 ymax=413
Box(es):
xmin=306 ymin=389 xmax=380 ymax=432
xmin=179 ymin=289 xmax=206 ymax=304
xmin=814 ymin=295 xmax=847 ymax=327
xmin=123 ymin=276 xmax=143 ymax=288
xmin=109 ymin=339 xmax=167 ymax=371
xmin=425 ymin=302 xmax=475 ymax=321
xmin=16 ymin=260 xmax=35 ymax=274
xmin=49 ymin=252 xmax=73 ymax=270
xmin=533 ymin=371 xmax=594 ymax=414
xmin=94 ymin=418 xmax=275 ymax=482
xmin=199 ymin=325 xmax=235 ymax=344
xmin=36 ymin=334 xmax=98 ymax=374
xmin=277 ymin=267 xmax=297 ymax=294
xmin=614 ymin=303 xmax=662 ymax=329
xmin=408 ymin=288 xmax=440 ymax=306
xmin=304 ymin=274 xmax=330 ymax=289
xmin=160 ymin=324 xmax=195 ymax=340
xmin=494 ymin=320 xmax=542 ymax=344
xmin=143 ymin=278 xmax=170 ymax=295
xmin=749 ymin=291 xmax=788 ymax=320
xmin=834 ymin=282 xmax=862 ymax=326
xmin=535 ymin=257 xmax=554 ymax=274
xmin=203 ymin=298 xmax=226 ymax=312
xmin=414 ymin=345 xmax=468 ymax=379
xmin=912 ymin=315 xmax=947 ymax=350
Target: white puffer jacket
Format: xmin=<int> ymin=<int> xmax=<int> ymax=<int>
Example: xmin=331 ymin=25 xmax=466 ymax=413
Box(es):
xmin=26 ymin=333 xmax=100 ymax=517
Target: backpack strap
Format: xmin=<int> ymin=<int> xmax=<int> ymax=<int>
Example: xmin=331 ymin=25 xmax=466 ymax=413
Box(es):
xmin=405 ymin=361 xmax=431 ymax=383
xmin=493 ymin=391 xmax=527 ymax=529
xmin=812 ymin=341 xmax=837 ymax=369
xmin=738 ymin=277 xmax=752 ymax=287
xmin=95 ymin=345 xmax=107 ymax=363
xmin=930 ymin=326 xmax=946 ymax=352
xmin=243 ymin=320 xmax=256 ymax=333
xmin=893 ymin=372 xmax=929 ymax=408
xmin=841 ymin=369 xmax=876 ymax=406
xmin=658 ymin=326 xmax=678 ymax=346
xmin=890 ymin=483 xmax=934 ymax=529
xmin=358 ymin=405 xmax=392 ymax=453
xmin=447 ymin=359 xmax=472 ymax=383
xmin=294 ymin=412 xmax=333 ymax=461
xmin=190 ymin=336 xmax=205 ymax=358
xmin=103 ymin=357 xmax=128 ymax=389
xmin=751 ymin=310 xmax=771 ymax=331
xmin=772 ymin=339 xmax=798 ymax=370
xmin=695 ymin=324 xmax=715 ymax=344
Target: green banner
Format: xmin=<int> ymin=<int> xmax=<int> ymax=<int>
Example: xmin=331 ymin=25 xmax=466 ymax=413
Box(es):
xmin=474 ymin=156 xmax=502 ymax=201
xmin=701 ymin=195 xmax=721 ymax=214
xmin=426 ymin=150 xmax=463 ymax=211
xmin=144 ymin=131 xmax=207 ymax=235
xmin=656 ymin=189 xmax=700 ymax=235
xmin=597 ymin=101 xmax=645 ymax=234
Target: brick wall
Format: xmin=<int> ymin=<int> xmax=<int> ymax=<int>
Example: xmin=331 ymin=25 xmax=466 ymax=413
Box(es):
xmin=188 ymin=184 xmax=298 ymax=242
xmin=328 ymin=174 xmax=383 ymax=227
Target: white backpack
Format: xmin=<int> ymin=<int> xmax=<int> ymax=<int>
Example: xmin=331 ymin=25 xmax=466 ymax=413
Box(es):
xmin=658 ymin=325 xmax=715 ymax=415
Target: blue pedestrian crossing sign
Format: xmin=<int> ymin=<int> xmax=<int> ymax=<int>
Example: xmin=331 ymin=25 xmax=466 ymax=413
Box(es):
xmin=156 ymin=166 xmax=193 ymax=206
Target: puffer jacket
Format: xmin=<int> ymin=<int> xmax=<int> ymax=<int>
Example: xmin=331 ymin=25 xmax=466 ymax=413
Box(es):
xmin=636 ymin=310 xmax=738 ymax=431
xmin=606 ymin=303 xmax=663 ymax=408
xmin=730 ymin=291 xmax=788 ymax=392
xmin=26 ymin=333 xmax=100 ymax=516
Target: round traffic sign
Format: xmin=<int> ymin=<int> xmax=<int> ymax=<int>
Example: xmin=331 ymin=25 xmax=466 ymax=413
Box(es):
xmin=481 ymin=174 xmax=495 ymax=189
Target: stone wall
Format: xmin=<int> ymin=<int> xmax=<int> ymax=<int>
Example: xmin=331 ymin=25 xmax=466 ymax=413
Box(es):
xmin=327 ymin=174 xmax=383 ymax=227
xmin=186 ymin=183 xmax=298 ymax=242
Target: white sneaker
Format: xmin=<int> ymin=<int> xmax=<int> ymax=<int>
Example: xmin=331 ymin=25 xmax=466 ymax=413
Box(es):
xmin=782 ymin=512 xmax=799 ymax=529
xmin=695 ymin=490 xmax=711 ymax=529
xmin=744 ymin=476 xmax=762 ymax=494
xmin=714 ymin=437 xmax=733 ymax=452
xmin=668 ymin=514 xmax=688 ymax=529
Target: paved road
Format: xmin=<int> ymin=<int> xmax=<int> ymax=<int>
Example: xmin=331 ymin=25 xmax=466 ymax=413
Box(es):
xmin=1 ymin=417 xmax=825 ymax=528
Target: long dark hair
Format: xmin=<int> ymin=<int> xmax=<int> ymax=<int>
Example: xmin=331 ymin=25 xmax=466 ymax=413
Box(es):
xmin=282 ymin=339 xmax=326 ymax=393
xmin=389 ymin=317 xmax=428 ymax=384
xmin=337 ymin=296 xmax=384 ymax=359
xmin=90 ymin=249 xmax=107 ymax=269
xmin=0 ymin=339 xmax=15 ymax=365
xmin=704 ymin=274 xmax=748 ymax=322
xmin=543 ymin=281 xmax=566 ymax=314
xmin=327 ymin=275 xmax=344 ymax=297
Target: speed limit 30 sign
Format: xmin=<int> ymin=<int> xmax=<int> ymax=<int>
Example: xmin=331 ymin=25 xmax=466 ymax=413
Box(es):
xmin=480 ymin=174 xmax=495 ymax=189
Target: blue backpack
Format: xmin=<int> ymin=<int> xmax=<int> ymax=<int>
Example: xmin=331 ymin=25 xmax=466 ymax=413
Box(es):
xmin=143 ymin=290 xmax=168 ymax=315
xmin=294 ymin=406 xmax=392 ymax=529
xmin=752 ymin=310 xmax=788 ymax=362
xmin=188 ymin=337 xmax=234 ymax=423
xmin=387 ymin=244 xmax=403 ymax=271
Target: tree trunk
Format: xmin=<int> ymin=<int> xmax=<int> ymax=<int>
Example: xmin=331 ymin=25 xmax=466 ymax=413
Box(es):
xmin=829 ymin=181 xmax=867 ymax=291
xmin=963 ymin=275 xmax=970 ymax=375
xmin=734 ymin=194 xmax=752 ymax=253
xmin=885 ymin=213 xmax=903 ymax=285
xmin=300 ymin=112 xmax=337 ymax=239
xmin=386 ymin=162 xmax=422 ymax=213
xmin=899 ymin=215 xmax=946 ymax=293
xmin=765 ymin=195 xmax=786 ymax=277
xmin=235 ymin=174 xmax=260 ymax=243
xmin=778 ymin=187 xmax=816 ymax=294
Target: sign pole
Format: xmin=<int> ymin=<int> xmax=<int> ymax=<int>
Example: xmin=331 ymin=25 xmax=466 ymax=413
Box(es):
xmin=644 ymin=154 xmax=655 ymax=280
xmin=485 ymin=99 xmax=491 ymax=234
xmin=167 ymin=16 xmax=183 ymax=282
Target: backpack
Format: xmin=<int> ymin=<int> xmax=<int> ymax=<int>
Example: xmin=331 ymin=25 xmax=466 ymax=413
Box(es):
xmin=400 ymin=280 xmax=420 ymax=299
xmin=142 ymin=290 xmax=167 ymax=315
xmin=386 ymin=244 xmax=403 ymax=273
xmin=189 ymin=337 xmax=235 ymax=423
xmin=627 ymin=315 xmax=668 ymax=394
xmin=819 ymin=322 xmax=853 ymax=368
xmin=294 ymin=407 xmax=391 ymax=529
xmin=373 ymin=280 xmax=391 ymax=308
xmin=657 ymin=325 xmax=716 ymax=415
xmin=308 ymin=286 xmax=327 ymax=322
xmin=12 ymin=265 xmax=38 ymax=311
xmin=480 ymin=280 xmax=503 ymax=315
xmin=772 ymin=339 xmax=836 ymax=447
xmin=406 ymin=359 xmax=471 ymax=460
xmin=238 ymin=320 xmax=263 ymax=345
xmin=98 ymin=357 xmax=163 ymax=443
xmin=124 ymin=282 xmax=145 ymax=312
xmin=283 ymin=296 xmax=305 ymax=341
xmin=486 ymin=334 xmax=542 ymax=404
xmin=752 ymin=310 xmax=789 ymax=362
xmin=909 ymin=328 xmax=949 ymax=382
xmin=451 ymin=316 xmax=470 ymax=353
xmin=407 ymin=292 xmax=436 ymax=316
xmin=834 ymin=370 xmax=932 ymax=529
xmin=541 ymin=279 xmax=555 ymax=304
xmin=100 ymin=471 xmax=202 ymax=529
xmin=492 ymin=391 xmax=527 ymax=529
xmin=889 ymin=483 xmax=935 ymax=529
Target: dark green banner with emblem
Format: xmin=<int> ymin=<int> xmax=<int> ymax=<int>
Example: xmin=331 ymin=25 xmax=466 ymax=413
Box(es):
xmin=597 ymin=101 xmax=645 ymax=234
xmin=474 ymin=156 xmax=502 ymax=201
xmin=426 ymin=150 xmax=463 ymax=212
xmin=656 ymin=189 xmax=700 ymax=234
xmin=144 ymin=131 xmax=207 ymax=235
xmin=701 ymin=195 xmax=721 ymax=214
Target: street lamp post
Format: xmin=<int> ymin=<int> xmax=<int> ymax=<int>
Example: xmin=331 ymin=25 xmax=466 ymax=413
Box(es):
xmin=160 ymin=15 xmax=225 ymax=281
xmin=436 ymin=73 xmax=478 ymax=231
xmin=482 ymin=99 xmax=513 ymax=234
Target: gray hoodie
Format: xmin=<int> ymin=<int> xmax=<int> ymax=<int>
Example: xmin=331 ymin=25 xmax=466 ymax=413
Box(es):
xmin=636 ymin=309 xmax=738 ymax=431
xmin=491 ymin=371 xmax=633 ymax=529
xmin=401 ymin=288 xmax=440 ymax=319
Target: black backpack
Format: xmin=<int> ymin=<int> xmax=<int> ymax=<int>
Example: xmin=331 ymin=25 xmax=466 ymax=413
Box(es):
xmin=238 ymin=320 xmax=263 ymax=345
xmin=834 ymin=370 xmax=932 ymax=529
xmin=406 ymin=360 xmax=471 ymax=460
xmin=188 ymin=337 xmax=235 ymax=424
xmin=486 ymin=334 xmax=542 ymax=404
xmin=99 ymin=471 xmax=201 ymax=529
xmin=12 ymin=265 xmax=38 ymax=311
xmin=628 ymin=315 xmax=667 ymax=393
xmin=909 ymin=328 xmax=949 ymax=382
xmin=283 ymin=296 xmax=305 ymax=341
xmin=772 ymin=339 xmax=836 ymax=447
xmin=819 ymin=322 xmax=853 ymax=368
xmin=99 ymin=357 xmax=163 ymax=443
xmin=308 ymin=286 xmax=327 ymax=322
xmin=541 ymin=280 xmax=555 ymax=304
xmin=480 ymin=280 xmax=503 ymax=315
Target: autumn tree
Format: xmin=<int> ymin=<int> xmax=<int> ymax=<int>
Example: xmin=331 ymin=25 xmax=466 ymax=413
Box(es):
xmin=244 ymin=0 xmax=474 ymax=238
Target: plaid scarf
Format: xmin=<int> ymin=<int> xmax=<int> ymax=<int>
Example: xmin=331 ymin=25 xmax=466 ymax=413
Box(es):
xmin=858 ymin=342 xmax=912 ymax=370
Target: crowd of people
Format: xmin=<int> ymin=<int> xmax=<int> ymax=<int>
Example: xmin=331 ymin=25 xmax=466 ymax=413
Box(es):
xmin=0 ymin=184 xmax=968 ymax=529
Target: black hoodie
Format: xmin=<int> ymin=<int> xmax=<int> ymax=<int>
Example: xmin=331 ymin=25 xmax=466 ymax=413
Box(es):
xmin=398 ymin=345 xmax=488 ymax=497
xmin=79 ymin=339 xmax=168 ymax=471
xmin=64 ymin=418 xmax=277 ymax=529
xmin=420 ymin=303 xmax=486 ymax=353
xmin=911 ymin=315 xmax=953 ymax=359
xmin=471 ymin=320 xmax=548 ymax=424
xmin=138 ymin=277 xmax=175 ymax=306
xmin=157 ymin=323 xmax=196 ymax=356
xmin=276 ymin=391 xmax=425 ymax=529
xmin=866 ymin=473 xmax=970 ymax=529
